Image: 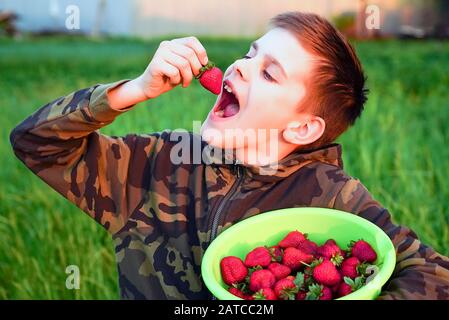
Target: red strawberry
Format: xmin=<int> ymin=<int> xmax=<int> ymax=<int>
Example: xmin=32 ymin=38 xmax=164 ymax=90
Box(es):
xmin=220 ymin=256 xmax=248 ymax=285
xmin=282 ymin=247 xmax=314 ymax=270
xmin=244 ymin=246 xmax=272 ymax=268
xmin=249 ymin=269 xmax=276 ymax=292
xmin=312 ymin=259 xmax=342 ymax=286
xmin=273 ymin=273 xmax=304 ymax=300
xmin=337 ymin=282 xmax=353 ymax=298
xmin=296 ymin=291 xmax=307 ymax=300
xmin=317 ymin=239 xmax=344 ymax=266
xmin=268 ymin=245 xmax=283 ymax=262
xmin=338 ymin=276 xmax=365 ymax=298
xmin=341 ymin=256 xmax=361 ymax=279
xmin=350 ymin=240 xmax=377 ymax=263
xmin=196 ymin=62 xmax=222 ymax=95
xmin=268 ymin=263 xmax=291 ymax=280
xmin=320 ymin=286 xmax=333 ymax=300
xmin=317 ymin=239 xmax=341 ymax=257
xmin=306 ymin=283 xmax=333 ymax=300
xmin=253 ymin=288 xmax=277 ymax=300
xmin=297 ymin=239 xmax=318 ymax=255
xmin=273 ymin=278 xmax=297 ymax=300
xmin=278 ymin=230 xmax=306 ymax=248
xmin=228 ymin=287 xmax=246 ymax=299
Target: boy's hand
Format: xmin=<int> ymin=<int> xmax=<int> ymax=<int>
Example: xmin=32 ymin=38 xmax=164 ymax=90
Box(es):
xmin=108 ymin=36 xmax=208 ymax=110
xmin=136 ymin=36 xmax=209 ymax=99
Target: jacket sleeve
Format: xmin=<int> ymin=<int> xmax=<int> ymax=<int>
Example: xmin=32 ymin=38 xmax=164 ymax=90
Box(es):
xmin=333 ymin=178 xmax=449 ymax=300
xmin=9 ymin=80 xmax=164 ymax=235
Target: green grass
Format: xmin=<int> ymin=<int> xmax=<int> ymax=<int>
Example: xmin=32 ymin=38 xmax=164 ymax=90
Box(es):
xmin=1 ymin=35 xmax=448 ymax=299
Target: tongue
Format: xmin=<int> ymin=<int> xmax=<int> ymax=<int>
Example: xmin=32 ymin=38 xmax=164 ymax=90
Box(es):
xmin=223 ymin=103 xmax=239 ymax=117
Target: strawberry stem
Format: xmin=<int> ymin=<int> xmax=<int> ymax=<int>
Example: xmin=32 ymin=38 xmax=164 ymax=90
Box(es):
xmin=195 ymin=61 xmax=216 ymax=79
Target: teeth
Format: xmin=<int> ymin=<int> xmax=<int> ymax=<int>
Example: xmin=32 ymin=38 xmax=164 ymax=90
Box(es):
xmin=224 ymin=84 xmax=232 ymax=93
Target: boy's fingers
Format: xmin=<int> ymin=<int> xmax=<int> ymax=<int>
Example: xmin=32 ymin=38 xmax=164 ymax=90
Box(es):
xmin=169 ymin=41 xmax=203 ymax=77
xmin=157 ymin=59 xmax=181 ymax=85
xmin=174 ymin=36 xmax=208 ymax=66
xmin=163 ymin=51 xmax=193 ymax=87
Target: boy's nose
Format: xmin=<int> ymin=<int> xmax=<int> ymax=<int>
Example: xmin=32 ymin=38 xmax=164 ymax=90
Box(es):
xmin=233 ymin=59 xmax=247 ymax=81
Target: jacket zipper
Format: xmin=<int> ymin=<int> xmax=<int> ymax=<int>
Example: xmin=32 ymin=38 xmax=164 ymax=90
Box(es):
xmin=207 ymin=163 xmax=244 ymax=300
xmin=208 ymin=164 xmax=244 ymax=245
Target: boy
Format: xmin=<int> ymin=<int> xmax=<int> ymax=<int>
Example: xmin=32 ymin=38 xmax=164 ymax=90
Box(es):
xmin=10 ymin=12 xmax=449 ymax=299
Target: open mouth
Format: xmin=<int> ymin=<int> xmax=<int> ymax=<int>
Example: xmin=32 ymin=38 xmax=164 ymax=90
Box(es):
xmin=213 ymin=82 xmax=241 ymax=118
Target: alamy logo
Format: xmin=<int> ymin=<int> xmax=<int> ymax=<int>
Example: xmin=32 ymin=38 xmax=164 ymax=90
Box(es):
xmin=65 ymin=5 xmax=80 ymax=30
xmin=65 ymin=265 xmax=80 ymax=290
xmin=365 ymin=4 xmax=381 ymax=30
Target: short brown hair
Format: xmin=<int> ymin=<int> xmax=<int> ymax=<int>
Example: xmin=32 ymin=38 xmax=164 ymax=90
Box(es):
xmin=270 ymin=11 xmax=368 ymax=149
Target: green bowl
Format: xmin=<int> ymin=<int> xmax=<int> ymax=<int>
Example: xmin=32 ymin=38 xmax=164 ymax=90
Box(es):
xmin=201 ymin=207 xmax=396 ymax=300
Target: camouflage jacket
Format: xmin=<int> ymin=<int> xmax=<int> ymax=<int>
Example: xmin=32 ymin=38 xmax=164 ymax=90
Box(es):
xmin=10 ymin=81 xmax=449 ymax=300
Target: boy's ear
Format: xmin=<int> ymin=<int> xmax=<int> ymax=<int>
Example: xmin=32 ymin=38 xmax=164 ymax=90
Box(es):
xmin=282 ymin=116 xmax=325 ymax=146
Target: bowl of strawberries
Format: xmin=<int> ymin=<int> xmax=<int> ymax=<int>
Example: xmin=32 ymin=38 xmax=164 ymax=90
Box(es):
xmin=201 ymin=207 xmax=396 ymax=300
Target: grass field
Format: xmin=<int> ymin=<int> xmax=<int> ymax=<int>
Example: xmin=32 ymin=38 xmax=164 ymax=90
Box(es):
xmin=1 ymin=35 xmax=448 ymax=299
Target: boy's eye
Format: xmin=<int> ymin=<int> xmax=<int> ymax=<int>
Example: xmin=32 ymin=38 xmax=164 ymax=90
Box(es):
xmin=240 ymin=55 xmax=275 ymax=82
xmin=263 ymin=70 xmax=274 ymax=82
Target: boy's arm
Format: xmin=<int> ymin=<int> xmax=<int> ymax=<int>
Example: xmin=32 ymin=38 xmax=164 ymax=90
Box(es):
xmin=9 ymin=81 xmax=163 ymax=235
xmin=333 ymin=178 xmax=449 ymax=300
xmin=10 ymin=36 xmax=208 ymax=235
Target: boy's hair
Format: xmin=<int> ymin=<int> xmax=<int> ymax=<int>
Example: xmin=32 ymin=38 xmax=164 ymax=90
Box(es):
xmin=270 ymin=11 xmax=368 ymax=149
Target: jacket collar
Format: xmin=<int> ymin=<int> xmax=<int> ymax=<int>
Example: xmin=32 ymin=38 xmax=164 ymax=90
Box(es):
xmin=205 ymin=141 xmax=344 ymax=183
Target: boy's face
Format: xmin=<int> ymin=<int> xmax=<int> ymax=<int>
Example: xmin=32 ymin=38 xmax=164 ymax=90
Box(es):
xmin=200 ymin=27 xmax=319 ymax=154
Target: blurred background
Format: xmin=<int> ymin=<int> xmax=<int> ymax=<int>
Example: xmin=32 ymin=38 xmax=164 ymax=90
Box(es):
xmin=1 ymin=0 xmax=448 ymax=299
xmin=1 ymin=0 xmax=449 ymax=38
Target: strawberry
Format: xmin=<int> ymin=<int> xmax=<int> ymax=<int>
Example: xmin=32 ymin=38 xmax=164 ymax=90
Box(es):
xmin=273 ymin=273 xmax=304 ymax=300
xmin=278 ymin=230 xmax=307 ymax=248
xmin=267 ymin=245 xmax=283 ymax=262
xmin=220 ymin=256 xmax=248 ymax=285
xmin=267 ymin=263 xmax=291 ymax=280
xmin=273 ymin=278 xmax=297 ymax=300
xmin=317 ymin=239 xmax=344 ymax=266
xmin=253 ymin=288 xmax=277 ymax=300
xmin=242 ymin=265 xmax=263 ymax=288
xmin=244 ymin=246 xmax=272 ymax=268
xmin=249 ymin=269 xmax=276 ymax=292
xmin=321 ymin=286 xmax=333 ymax=300
xmin=306 ymin=283 xmax=333 ymax=300
xmin=349 ymin=240 xmax=377 ymax=263
xmin=296 ymin=291 xmax=307 ymax=300
xmin=338 ymin=276 xmax=365 ymax=298
xmin=337 ymin=282 xmax=353 ymax=298
xmin=196 ymin=62 xmax=222 ymax=95
xmin=282 ymin=247 xmax=314 ymax=270
xmin=312 ymin=259 xmax=342 ymax=286
xmin=228 ymin=287 xmax=246 ymax=299
xmin=297 ymin=239 xmax=318 ymax=255
xmin=340 ymin=256 xmax=361 ymax=279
